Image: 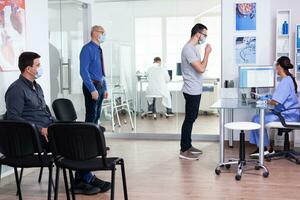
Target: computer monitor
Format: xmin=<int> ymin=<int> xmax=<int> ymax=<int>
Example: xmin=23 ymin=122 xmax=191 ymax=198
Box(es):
xmin=168 ymin=70 xmax=173 ymax=80
xmin=239 ymin=65 xmax=275 ymax=88
xmin=176 ymin=63 xmax=182 ymax=76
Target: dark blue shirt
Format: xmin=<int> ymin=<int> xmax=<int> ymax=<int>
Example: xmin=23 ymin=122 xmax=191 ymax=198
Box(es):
xmin=5 ymin=75 xmax=53 ymax=131
xmin=80 ymin=41 xmax=107 ymax=93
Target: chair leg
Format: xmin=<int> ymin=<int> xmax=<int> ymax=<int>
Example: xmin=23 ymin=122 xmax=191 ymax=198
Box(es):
xmin=0 ymin=164 xmax=2 ymax=182
xmin=126 ymin=101 xmax=134 ymax=130
xmin=68 ymin=169 xmax=76 ymax=200
xmin=110 ymin=167 xmax=116 ymax=200
xmin=54 ymin=167 xmax=60 ymax=200
xmin=119 ymin=160 xmax=128 ymax=200
xmin=14 ymin=167 xmax=22 ymax=200
xmin=62 ymin=168 xmax=71 ymax=200
xmin=48 ymin=165 xmax=53 ymax=200
xmin=38 ymin=167 xmax=44 ymax=183
xmin=16 ymin=168 xmax=24 ymax=196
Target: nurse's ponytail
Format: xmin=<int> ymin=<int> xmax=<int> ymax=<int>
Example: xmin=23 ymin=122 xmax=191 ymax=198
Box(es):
xmin=277 ymin=56 xmax=298 ymax=94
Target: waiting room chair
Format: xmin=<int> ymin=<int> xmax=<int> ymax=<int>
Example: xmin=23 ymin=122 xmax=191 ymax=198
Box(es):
xmin=0 ymin=120 xmax=53 ymax=200
xmin=265 ymin=107 xmax=300 ymax=164
xmin=48 ymin=122 xmax=128 ymax=200
xmin=52 ymin=98 xmax=107 ymax=134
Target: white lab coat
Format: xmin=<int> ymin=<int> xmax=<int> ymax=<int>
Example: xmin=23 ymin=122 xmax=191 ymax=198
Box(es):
xmin=146 ymin=63 xmax=172 ymax=108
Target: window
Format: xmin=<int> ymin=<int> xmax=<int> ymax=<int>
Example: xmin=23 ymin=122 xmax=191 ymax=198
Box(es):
xmin=166 ymin=17 xmax=194 ymax=78
xmin=135 ymin=18 xmax=162 ymax=72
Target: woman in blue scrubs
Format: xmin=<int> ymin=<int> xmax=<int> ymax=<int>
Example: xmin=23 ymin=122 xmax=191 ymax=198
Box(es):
xmin=250 ymin=56 xmax=300 ymax=157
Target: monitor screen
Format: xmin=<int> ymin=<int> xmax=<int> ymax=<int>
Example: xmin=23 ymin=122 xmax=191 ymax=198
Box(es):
xmin=168 ymin=70 xmax=172 ymax=80
xmin=239 ymin=65 xmax=275 ymax=88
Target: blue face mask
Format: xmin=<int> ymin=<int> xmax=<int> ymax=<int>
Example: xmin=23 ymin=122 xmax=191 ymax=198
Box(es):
xmin=35 ymin=67 xmax=43 ymax=79
xmin=99 ymin=34 xmax=106 ymax=43
xmin=198 ymin=36 xmax=206 ymax=45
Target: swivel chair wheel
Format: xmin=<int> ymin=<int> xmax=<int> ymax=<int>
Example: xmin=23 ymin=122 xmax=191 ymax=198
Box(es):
xmin=225 ymin=164 xmax=231 ymax=169
xmin=296 ymin=159 xmax=300 ymax=165
xmin=235 ymin=174 xmax=241 ymax=181
xmin=166 ymin=116 xmax=169 ymax=119
xmin=141 ymin=116 xmax=144 ymax=119
xmin=263 ymin=171 xmax=269 ymax=178
xmin=215 ymin=168 xmax=221 ymax=175
xmin=255 ymin=166 xmax=260 ymax=170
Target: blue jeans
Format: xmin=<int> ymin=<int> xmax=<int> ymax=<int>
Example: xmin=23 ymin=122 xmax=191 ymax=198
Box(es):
xmin=76 ymin=82 xmax=105 ymax=183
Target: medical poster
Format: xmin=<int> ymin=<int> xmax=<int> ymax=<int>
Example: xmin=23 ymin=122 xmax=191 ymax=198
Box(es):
xmin=0 ymin=0 xmax=26 ymax=72
xmin=235 ymin=36 xmax=256 ymax=64
xmin=236 ymin=3 xmax=256 ymax=31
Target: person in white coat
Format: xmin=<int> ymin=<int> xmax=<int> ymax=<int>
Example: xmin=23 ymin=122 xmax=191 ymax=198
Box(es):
xmin=146 ymin=57 xmax=174 ymax=116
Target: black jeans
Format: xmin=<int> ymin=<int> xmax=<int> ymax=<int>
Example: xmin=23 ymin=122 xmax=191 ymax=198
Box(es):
xmin=82 ymin=82 xmax=105 ymax=123
xmin=180 ymin=93 xmax=201 ymax=152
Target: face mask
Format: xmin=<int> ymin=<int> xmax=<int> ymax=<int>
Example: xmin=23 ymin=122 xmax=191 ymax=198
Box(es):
xmin=198 ymin=36 xmax=206 ymax=45
xmin=99 ymin=34 xmax=106 ymax=43
xmin=35 ymin=67 xmax=43 ymax=79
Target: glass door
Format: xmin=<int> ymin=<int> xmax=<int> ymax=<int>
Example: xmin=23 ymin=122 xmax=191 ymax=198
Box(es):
xmin=48 ymin=0 xmax=90 ymax=120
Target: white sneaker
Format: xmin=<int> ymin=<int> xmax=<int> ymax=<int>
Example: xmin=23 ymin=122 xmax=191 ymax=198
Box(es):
xmin=250 ymin=150 xmax=275 ymax=158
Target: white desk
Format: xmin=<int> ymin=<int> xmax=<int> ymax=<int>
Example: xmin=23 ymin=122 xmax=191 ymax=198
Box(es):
xmin=211 ymin=99 xmax=270 ymax=176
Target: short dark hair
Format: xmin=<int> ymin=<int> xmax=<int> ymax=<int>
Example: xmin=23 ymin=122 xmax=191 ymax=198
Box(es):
xmin=153 ymin=57 xmax=161 ymax=63
xmin=191 ymin=23 xmax=207 ymax=37
xmin=18 ymin=52 xmax=41 ymax=73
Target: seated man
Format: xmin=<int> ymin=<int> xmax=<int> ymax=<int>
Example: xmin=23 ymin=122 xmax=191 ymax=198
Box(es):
xmin=146 ymin=57 xmax=174 ymax=117
xmin=5 ymin=52 xmax=110 ymax=195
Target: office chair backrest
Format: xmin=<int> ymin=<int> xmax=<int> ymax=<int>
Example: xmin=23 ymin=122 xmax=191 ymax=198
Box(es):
xmin=0 ymin=120 xmax=42 ymax=158
xmin=52 ymin=98 xmax=77 ymax=122
xmin=48 ymin=122 xmax=107 ymax=162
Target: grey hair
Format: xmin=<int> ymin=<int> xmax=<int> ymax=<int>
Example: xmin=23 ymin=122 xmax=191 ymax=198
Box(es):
xmin=90 ymin=25 xmax=104 ymax=36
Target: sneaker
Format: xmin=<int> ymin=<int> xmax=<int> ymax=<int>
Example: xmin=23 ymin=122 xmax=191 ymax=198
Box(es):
xmin=73 ymin=181 xmax=100 ymax=195
xmin=166 ymin=108 xmax=175 ymax=117
xmin=189 ymin=146 xmax=203 ymax=155
xmin=179 ymin=150 xmax=200 ymax=161
xmin=250 ymin=147 xmax=274 ymax=158
xmin=90 ymin=176 xmax=111 ymax=193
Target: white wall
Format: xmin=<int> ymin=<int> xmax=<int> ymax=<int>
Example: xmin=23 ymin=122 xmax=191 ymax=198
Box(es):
xmin=0 ymin=0 xmax=49 ymax=177
xmin=0 ymin=0 xmax=50 ymax=114
xmin=222 ymin=0 xmax=300 ymax=142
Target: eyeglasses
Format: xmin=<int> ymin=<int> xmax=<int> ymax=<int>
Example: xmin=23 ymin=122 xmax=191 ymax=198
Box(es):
xmin=199 ymin=32 xmax=207 ymax=37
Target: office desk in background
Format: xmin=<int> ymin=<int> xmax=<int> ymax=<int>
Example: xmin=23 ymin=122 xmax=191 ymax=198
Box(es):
xmin=136 ymin=76 xmax=219 ymax=113
xmin=211 ymin=98 xmax=270 ymax=175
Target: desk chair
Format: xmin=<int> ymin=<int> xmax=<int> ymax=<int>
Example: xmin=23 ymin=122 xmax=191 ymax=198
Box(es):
xmin=215 ymin=122 xmax=269 ymax=181
xmin=265 ymin=107 xmax=300 ymax=164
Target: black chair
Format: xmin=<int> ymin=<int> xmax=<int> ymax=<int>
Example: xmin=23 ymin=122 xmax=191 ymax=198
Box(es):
xmin=0 ymin=120 xmax=53 ymax=200
xmin=52 ymin=98 xmax=108 ymax=146
xmin=265 ymin=107 xmax=300 ymax=164
xmin=52 ymin=98 xmax=77 ymax=122
xmin=48 ymin=122 xmax=128 ymax=200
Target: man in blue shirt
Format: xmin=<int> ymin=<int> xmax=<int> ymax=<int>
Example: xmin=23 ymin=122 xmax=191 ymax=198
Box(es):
xmin=78 ymin=25 xmax=111 ymax=194
xmin=80 ymin=25 xmax=108 ymax=123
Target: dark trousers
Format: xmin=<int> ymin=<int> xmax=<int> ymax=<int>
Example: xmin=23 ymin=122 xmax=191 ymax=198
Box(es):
xmin=75 ymin=82 xmax=105 ymax=183
xmin=180 ymin=93 xmax=201 ymax=152
xmin=82 ymin=82 xmax=105 ymax=123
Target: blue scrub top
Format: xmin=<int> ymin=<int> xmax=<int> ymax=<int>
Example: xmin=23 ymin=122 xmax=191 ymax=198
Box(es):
xmin=272 ymin=76 xmax=300 ymax=121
